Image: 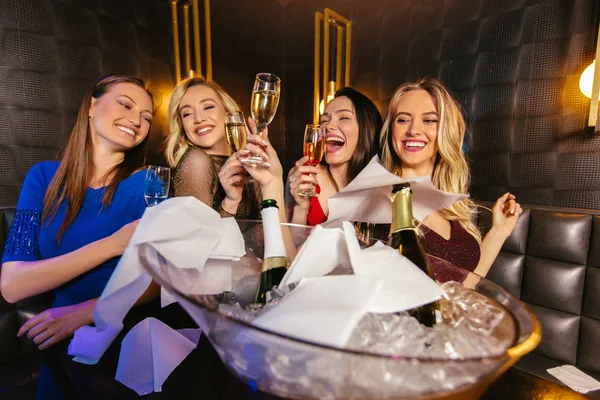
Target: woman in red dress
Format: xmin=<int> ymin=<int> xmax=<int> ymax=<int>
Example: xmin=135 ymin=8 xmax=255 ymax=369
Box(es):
xmin=286 ymin=87 xmax=382 ymax=226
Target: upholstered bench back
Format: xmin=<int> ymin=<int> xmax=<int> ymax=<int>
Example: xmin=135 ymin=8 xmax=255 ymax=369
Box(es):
xmin=478 ymin=203 xmax=600 ymax=379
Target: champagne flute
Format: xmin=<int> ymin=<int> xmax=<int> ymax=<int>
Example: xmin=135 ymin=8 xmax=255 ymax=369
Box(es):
xmin=242 ymin=72 xmax=281 ymax=167
xmin=144 ymin=165 xmax=170 ymax=206
xmin=297 ymin=124 xmax=325 ymax=197
xmin=225 ymin=111 xmax=254 ymax=185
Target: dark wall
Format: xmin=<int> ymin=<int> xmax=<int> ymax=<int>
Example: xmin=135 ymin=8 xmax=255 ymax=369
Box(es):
xmin=285 ymin=0 xmax=600 ymax=210
xmin=2 ymin=0 xmax=599 ymax=210
xmin=0 ymin=0 xmax=174 ymax=207
xmin=360 ymin=0 xmax=600 ymax=209
xmin=210 ymin=0 xmax=286 ymax=163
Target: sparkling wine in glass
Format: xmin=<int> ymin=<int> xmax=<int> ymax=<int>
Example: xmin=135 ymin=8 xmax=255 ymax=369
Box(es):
xmin=242 ymin=72 xmax=281 ymax=167
xmin=298 ymin=124 xmax=324 ymax=197
xmin=144 ymin=165 xmax=170 ymax=207
xmin=225 ymin=111 xmax=254 ymax=185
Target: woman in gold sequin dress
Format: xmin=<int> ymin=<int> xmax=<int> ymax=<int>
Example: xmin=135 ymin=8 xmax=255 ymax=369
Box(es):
xmin=165 ymin=78 xmax=261 ymax=219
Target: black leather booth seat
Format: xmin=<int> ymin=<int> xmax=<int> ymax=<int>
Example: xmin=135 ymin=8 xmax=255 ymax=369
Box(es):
xmin=478 ymin=203 xmax=600 ymax=385
xmin=0 ymin=206 xmax=54 ymax=365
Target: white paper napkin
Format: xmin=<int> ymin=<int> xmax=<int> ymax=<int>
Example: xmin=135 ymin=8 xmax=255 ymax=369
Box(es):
xmin=323 ymin=156 xmax=467 ymax=227
xmin=68 ymin=197 xmax=244 ymax=365
xmin=256 ymin=221 xmax=443 ymax=348
xmin=115 ymin=318 xmax=201 ymax=395
xmin=253 ymin=275 xmax=382 ymax=348
xmin=547 ymin=365 xmax=600 ymax=394
xmin=67 ymin=325 xmax=121 ymax=365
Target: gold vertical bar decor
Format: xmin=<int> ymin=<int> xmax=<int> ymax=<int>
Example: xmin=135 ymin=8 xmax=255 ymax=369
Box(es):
xmin=314 ymin=9 xmax=351 ymax=121
xmin=183 ymin=3 xmax=191 ymax=74
xmin=171 ymin=0 xmax=181 ymax=83
xmin=314 ymin=12 xmax=323 ymax=124
xmin=336 ymin=26 xmax=342 ymax=90
xmin=172 ymin=0 xmax=212 ymax=83
xmin=204 ymin=0 xmax=213 ymax=81
xmin=192 ymin=0 xmax=202 ymax=78
xmin=588 ymin=21 xmax=600 ymax=132
xmin=322 ymin=9 xmax=331 ymax=109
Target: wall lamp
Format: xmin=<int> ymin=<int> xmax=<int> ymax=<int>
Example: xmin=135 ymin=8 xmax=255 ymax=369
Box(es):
xmin=579 ymin=17 xmax=600 ymax=132
xmin=171 ymin=0 xmax=213 ymax=83
xmin=314 ymin=9 xmax=351 ymax=123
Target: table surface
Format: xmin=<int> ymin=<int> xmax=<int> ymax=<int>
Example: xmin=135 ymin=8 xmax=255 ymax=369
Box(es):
xmin=47 ymin=304 xmax=599 ymax=400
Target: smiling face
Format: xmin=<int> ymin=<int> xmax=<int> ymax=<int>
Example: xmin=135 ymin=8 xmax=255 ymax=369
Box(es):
xmin=320 ymin=96 xmax=359 ymax=166
xmin=391 ymin=89 xmax=439 ymax=177
xmin=88 ymin=82 xmax=153 ymax=151
xmin=179 ymin=84 xmax=228 ymax=153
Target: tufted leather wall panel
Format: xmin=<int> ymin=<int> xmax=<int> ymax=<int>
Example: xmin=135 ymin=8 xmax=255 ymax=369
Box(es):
xmin=479 ymin=202 xmax=600 ymax=378
xmin=344 ymin=0 xmax=600 ymax=210
xmin=0 ymin=0 xmax=174 ymax=207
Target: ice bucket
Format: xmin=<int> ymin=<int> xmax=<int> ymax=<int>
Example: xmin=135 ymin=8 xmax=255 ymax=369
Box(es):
xmin=140 ymin=221 xmax=540 ymax=399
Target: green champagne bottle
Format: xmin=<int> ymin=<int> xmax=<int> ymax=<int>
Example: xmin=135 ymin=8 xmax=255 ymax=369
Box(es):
xmin=389 ymin=183 xmax=441 ymax=327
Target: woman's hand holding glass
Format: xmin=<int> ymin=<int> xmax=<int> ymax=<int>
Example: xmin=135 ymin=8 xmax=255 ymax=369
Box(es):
xmin=236 ymin=117 xmax=283 ymax=199
xmin=144 ymin=165 xmax=170 ymax=207
xmin=288 ymin=157 xmax=319 ymax=209
xmin=218 ymin=155 xmax=246 ymax=214
xmin=240 ymin=73 xmax=281 ymax=168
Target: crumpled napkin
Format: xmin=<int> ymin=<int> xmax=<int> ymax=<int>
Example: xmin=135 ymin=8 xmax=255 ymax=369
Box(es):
xmin=323 ymin=156 xmax=467 ymax=227
xmin=115 ymin=318 xmax=202 ymax=395
xmin=254 ymin=222 xmax=443 ymax=348
xmin=547 ymin=365 xmax=600 ymax=394
xmin=68 ymin=197 xmax=244 ymax=365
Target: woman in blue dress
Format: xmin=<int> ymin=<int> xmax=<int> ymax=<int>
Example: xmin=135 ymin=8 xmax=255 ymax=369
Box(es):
xmin=0 ymin=73 xmax=159 ymax=398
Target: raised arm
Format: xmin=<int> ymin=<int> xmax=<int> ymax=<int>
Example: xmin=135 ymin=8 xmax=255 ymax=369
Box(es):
xmin=286 ymin=158 xmax=319 ymax=226
xmin=473 ymin=193 xmax=522 ymax=277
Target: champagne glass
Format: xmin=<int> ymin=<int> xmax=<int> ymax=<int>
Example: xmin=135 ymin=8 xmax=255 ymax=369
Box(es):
xmin=297 ymin=124 xmax=324 ymax=197
xmin=225 ymin=111 xmax=254 ymax=185
xmin=144 ymin=165 xmax=170 ymax=206
xmin=242 ymin=72 xmax=281 ymax=167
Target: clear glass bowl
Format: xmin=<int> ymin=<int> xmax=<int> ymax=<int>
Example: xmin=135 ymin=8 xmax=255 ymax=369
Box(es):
xmin=140 ymin=221 xmax=541 ymax=399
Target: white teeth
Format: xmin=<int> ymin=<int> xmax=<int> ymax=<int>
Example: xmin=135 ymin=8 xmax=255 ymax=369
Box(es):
xmin=325 ymin=136 xmax=345 ymax=144
xmin=405 ymin=141 xmax=425 ymax=148
xmin=117 ymin=125 xmax=135 ymax=137
xmin=196 ymin=126 xmax=213 ymax=134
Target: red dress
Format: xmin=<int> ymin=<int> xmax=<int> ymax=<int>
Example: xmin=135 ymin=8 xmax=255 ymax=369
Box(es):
xmin=306 ymin=184 xmax=327 ymax=226
xmin=420 ymin=221 xmax=481 ymax=283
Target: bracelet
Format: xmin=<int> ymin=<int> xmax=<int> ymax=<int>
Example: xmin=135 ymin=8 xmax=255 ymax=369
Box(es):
xmin=260 ymin=199 xmax=279 ymax=210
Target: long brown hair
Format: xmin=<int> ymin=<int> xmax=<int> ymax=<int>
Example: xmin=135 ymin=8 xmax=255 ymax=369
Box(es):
xmin=43 ymin=74 xmax=154 ymax=241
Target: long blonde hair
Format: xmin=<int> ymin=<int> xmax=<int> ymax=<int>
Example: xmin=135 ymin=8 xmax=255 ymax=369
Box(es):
xmin=164 ymin=78 xmax=240 ymax=167
xmin=379 ymin=77 xmax=481 ymax=242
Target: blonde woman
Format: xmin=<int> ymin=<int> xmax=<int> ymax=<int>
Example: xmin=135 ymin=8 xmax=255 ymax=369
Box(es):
xmin=380 ymin=77 xmax=522 ymax=280
xmin=165 ymin=77 xmax=261 ymax=218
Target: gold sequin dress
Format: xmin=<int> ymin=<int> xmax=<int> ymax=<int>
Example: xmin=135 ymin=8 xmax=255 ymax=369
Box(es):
xmin=172 ymin=147 xmax=261 ymax=219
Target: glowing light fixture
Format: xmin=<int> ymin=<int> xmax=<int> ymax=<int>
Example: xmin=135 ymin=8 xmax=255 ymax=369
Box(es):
xmin=579 ymin=61 xmax=597 ymax=99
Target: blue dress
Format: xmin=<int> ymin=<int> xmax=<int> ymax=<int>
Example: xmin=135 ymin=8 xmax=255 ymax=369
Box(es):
xmin=2 ymin=161 xmax=147 ymax=398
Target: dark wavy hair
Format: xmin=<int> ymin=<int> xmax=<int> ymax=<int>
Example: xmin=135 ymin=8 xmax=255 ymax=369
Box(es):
xmin=332 ymin=87 xmax=382 ymax=182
